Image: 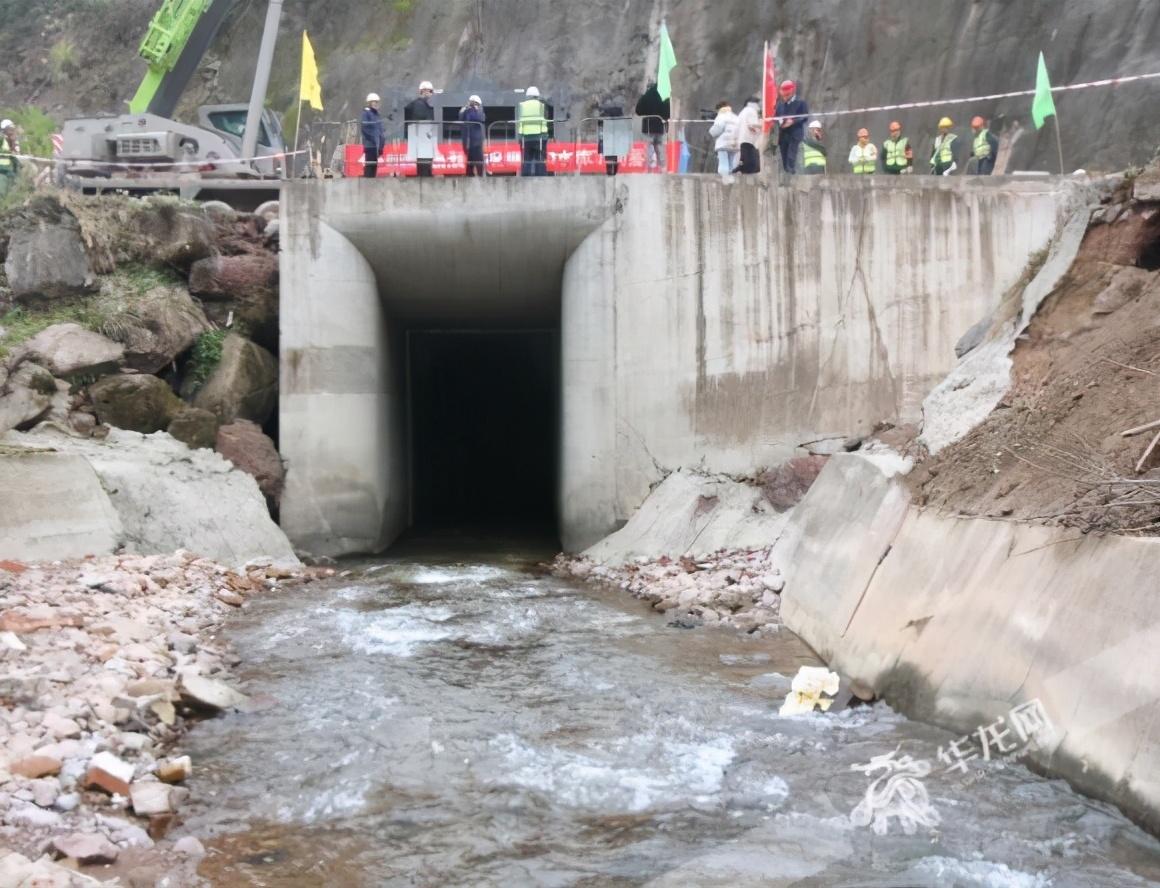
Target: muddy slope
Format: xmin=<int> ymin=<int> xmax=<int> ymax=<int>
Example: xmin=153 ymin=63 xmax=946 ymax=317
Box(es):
xmin=912 ymin=209 xmax=1160 ymax=535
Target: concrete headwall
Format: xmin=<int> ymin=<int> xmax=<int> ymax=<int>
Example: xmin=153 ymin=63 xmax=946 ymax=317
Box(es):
xmin=280 ymin=218 xmax=407 ymax=556
xmin=778 ymin=453 xmax=1160 ymax=833
xmin=281 ymin=176 xmax=1081 ymax=555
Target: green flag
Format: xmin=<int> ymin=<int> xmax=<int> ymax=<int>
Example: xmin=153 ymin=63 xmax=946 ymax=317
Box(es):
xmin=657 ymin=21 xmax=677 ymax=101
xmin=1032 ymin=51 xmax=1057 ymax=129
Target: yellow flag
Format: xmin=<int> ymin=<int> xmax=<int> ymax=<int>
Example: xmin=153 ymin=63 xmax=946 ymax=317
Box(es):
xmin=300 ymin=31 xmax=323 ymax=111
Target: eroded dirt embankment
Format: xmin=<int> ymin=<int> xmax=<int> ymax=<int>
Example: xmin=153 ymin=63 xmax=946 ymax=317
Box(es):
xmin=911 ymin=207 xmax=1160 ymax=536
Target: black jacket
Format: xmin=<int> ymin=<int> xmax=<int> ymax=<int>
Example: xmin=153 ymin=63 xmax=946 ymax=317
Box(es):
xmin=635 ymin=87 xmax=670 ymax=135
xmin=404 ymin=97 xmax=435 ymax=123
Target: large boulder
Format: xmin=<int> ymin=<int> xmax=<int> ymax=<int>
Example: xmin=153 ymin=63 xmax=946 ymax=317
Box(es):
xmin=4 ymin=210 xmax=93 ymax=302
xmin=90 ymin=374 xmax=183 ymax=433
xmin=188 ymin=254 xmax=278 ymax=349
xmin=0 ymin=363 xmax=57 ymax=434
xmin=191 ymin=334 xmax=277 ymax=425
xmin=112 ymin=284 xmax=212 ymax=373
xmin=215 ymin=419 xmax=284 ymax=514
xmin=167 ymin=407 xmax=218 ymax=450
xmin=16 ymin=323 xmax=124 ymax=379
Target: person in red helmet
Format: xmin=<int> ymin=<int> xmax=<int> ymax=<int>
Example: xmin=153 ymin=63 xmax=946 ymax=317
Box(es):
xmin=774 ymin=79 xmax=809 ymax=175
xmin=848 ymin=127 xmax=878 ymax=174
xmin=970 ymin=115 xmax=999 ymax=175
xmin=882 ymin=121 xmax=913 ymax=175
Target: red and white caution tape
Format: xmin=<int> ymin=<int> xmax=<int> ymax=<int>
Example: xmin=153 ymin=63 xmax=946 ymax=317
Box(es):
xmin=760 ymin=69 xmax=1160 ymax=124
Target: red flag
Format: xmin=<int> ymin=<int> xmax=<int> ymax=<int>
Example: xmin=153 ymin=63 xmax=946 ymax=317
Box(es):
xmin=762 ymin=41 xmax=777 ymax=134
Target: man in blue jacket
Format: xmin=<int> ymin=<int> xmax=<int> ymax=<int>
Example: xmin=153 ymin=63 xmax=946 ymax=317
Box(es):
xmin=774 ymin=80 xmax=809 ymax=175
xmin=459 ymin=95 xmax=486 ymax=177
xmin=361 ymin=93 xmax=384 ymax=179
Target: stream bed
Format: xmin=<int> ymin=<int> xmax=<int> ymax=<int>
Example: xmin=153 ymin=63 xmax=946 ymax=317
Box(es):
xmin=183 ymin=544 xmax=1160 ymax=887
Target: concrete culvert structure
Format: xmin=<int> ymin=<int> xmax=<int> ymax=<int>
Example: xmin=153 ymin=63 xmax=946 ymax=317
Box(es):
xmin=280 ymin=175 xmax=1082 ymax=558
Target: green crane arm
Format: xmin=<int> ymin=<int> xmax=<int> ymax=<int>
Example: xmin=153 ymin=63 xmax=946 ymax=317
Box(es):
xmin=128 ymin=0 xmax=235 ymax=118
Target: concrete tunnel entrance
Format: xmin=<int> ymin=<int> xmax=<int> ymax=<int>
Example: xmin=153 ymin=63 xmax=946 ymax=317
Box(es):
xmin=279 ymin=179 xmax=615 ymax=556
xmin=407 ymin=329 xmax=558 ymax=532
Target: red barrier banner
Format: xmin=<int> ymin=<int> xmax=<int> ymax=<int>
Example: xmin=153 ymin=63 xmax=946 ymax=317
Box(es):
xmin=342 ymin=139 xmax=681 ymax=177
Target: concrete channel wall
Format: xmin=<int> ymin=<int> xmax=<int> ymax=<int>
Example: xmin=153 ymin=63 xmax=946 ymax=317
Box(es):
xmin=280 ymin=175 xmax=1080 ymax=555
xmin=777 ymin=453 xmax=1160 ymax=833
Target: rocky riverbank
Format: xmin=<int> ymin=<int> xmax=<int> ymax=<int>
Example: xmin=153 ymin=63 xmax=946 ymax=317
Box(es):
xmin=0 ymin=553 xmax=331 ymax=886
xmin=554 ymin=546 xmax=785 ymax=634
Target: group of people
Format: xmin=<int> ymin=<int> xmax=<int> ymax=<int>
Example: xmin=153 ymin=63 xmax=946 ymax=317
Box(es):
xmin=360 ymin=81 xmax=553 ymax=178
xmin=710 ymin=81 xmax=1001 ymax=179
xmin=359 ymin=78 xmax=1002 ymax=180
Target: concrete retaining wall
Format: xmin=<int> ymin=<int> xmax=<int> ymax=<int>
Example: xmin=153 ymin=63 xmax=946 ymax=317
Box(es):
xmin=778 ymin=453 xmax=1160 ymax=833
xmin=281 ymin=176 xmax=1082 ymax=554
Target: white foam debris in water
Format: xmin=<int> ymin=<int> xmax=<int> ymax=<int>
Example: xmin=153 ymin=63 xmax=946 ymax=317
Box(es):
xmin=488 ymin=732 xmax=735 ymax=813
xmin=907 ymin=857 xmax=1054 ymax=887
xmin=406 ymin=565 xmax=510 ymax=585
xmin=336 ymin=605 xmax=459 ymax=657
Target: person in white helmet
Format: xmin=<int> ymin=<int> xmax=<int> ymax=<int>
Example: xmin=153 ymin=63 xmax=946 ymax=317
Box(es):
xmin=360 ymin=94 xmax=384 ymax=179
xmin=802 ymin=120 xmax=827 ymax=174
xmin=459 ymin=95 xmax=486 ymax=177
xmin=405 ymin=80 xmax=437 ymax=177
xmin=708 ymin=100 xmax=739 ymax=180
xmin=517 ymin=86 xmax=549 ymax=176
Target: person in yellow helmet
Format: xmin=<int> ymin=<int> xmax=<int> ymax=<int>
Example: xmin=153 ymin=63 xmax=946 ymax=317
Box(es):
xmin=848 ymin=127 xmax=877 ymax=174
xmin=930 ymin=117 xmax=959 ymax=175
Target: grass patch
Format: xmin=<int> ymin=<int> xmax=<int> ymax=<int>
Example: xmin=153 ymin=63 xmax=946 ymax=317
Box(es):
xmin=186 ymin=328 xmax=227 ymax=390
xmin=0 ymin=301 xmax=107 ymax=359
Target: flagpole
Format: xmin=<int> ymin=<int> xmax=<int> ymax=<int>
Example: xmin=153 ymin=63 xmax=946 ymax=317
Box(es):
xmin=291 ymin=99 xmax=303 ymax=179
xmin=1053 ymin=115 xmax=1065 ymax=175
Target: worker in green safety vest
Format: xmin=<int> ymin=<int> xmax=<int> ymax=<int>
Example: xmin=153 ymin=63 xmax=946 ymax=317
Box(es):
xmin=882 ymin=120 xmax=913 ymax=174
xmin=801 ymin=120 xmax=827 ymax=174
xmin=970 ymin=115 xmax=999 ymax=175
xmin=518 ymin=86 xmax=549 ymax=177
xmin=930 ymin=117 xmax=959 ymax=175
xmin=848 ymin=128 xmax=878 ymax=174
xmin=0 ymin=119 xmax=20 ymax=201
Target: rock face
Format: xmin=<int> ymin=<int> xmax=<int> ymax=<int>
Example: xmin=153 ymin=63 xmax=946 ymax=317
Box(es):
xmin=167 ymin=407 xmax=218 ymax=450
xmin=188 ymin=254 xmax=279 ymax=349
xmin=0 ymin=362 xmax=57 ymax=434
xmin=90 ymin=373 xmax=184 ymax=434
xmin=215 ymin=419 xmax=284 ymax=513
xmin=191 ymin=333 xmax=277 ymax=425
xmin=1 ymin=425 xmax=300 ymax=568
xmin=0 ymin=451 xmax=125 ymax=560
xmin=16 ymin=323 xmax=125 ymax=379
xmin=4 ymin=213 xmax=92 ymax=301
xmin=583 ymin=469 xmax=791 ymax=565
xmin=114 ymin=284 xmax=212 ymax=373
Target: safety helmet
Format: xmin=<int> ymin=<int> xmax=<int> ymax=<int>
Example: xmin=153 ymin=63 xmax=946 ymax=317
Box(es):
xmin=468 ymin=95 xmax=482 ymax=105
xmin=857 ymin=127 xmax=869 ymax=138
xmin=0 ymin=119 xmax=13 ymax=130
xmin=971 ymin=115 xmax=986 ymax=127
xmin=365 ymin=93 xmax=380 ymax=104
xmin=419 ymin=80 xmax=434 ymax=92
xmin=807 ymin=120 xmax=822 ymax=130
xmin=938 ymin=116 xmax=954 ymax=128
xmin=526 ymin=86 xmax=541 ymax=97
xmin=889 ymin=120 xmax=902 ymax=131
xmin=779 ymin=80 xmax=795 ymax=94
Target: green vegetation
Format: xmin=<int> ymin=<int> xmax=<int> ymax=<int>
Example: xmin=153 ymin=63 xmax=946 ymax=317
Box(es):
xmin=48 ymin=37 xmax=79 ymax=83
xmin=186 ymin=328 xmax=227 ymax=390
xmin=0 ymin=301 xmax=106 ymax=359
xmin=393 ymin=0 xmax=415 ymax=11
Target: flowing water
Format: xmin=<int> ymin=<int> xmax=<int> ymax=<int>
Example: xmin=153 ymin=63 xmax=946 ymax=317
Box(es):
xmin=185 ymin=541 xmax=1160 ymax=887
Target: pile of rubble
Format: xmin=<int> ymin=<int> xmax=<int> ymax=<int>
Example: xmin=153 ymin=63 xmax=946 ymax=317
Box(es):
xmin=0 ymin=552 xmax=330 ymax=882
xmin=554 ymin=547 xmax=784 ymax=633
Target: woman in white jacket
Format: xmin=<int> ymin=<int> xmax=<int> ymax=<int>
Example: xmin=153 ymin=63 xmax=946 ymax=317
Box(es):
xmin=709 ymin=100 xmax=739 ymax=178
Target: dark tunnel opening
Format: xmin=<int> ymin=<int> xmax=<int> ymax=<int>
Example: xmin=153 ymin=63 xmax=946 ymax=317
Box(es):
xmin=406 ymin=330 xmax=559 ymax=537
